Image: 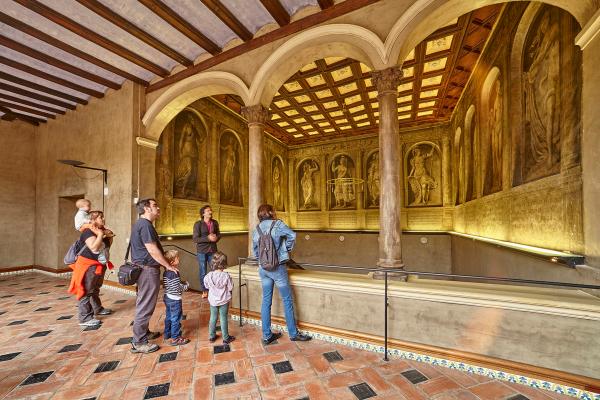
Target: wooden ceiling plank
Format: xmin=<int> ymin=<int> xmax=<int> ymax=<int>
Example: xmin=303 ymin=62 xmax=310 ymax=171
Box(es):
xmin=13 ymin=0 xmax=170 ymax=77
xmin=0 ymin=81 xmax=76 ymax=110
xmin=139 ymin=0 xmax=221 ymax=55
xmin=317 ymin=0 xmax=334 ymax=9
xmin=0 ymin=105 xmax=42 ymax=125
xmin=0 ymin=71 xmax=88 ymax=105
xmin=0 ymin=99 xmax=55 ymax=118
xmin=0 ymin=11 xmax=147 ymax=85
xmin=0 ymin=92 xmax=66 ymax=114
xmin=76 ymin=0 xmax=193 ymax=66
xmin=0 ymin=55 xmax=104 ymax=98
xmin=200 ymin=0 xmax=253 ymax=42
xmin=0 ymin=34 xmax=121 ymax=90
xmin=259 ymin=0 xmax=290 ymax=27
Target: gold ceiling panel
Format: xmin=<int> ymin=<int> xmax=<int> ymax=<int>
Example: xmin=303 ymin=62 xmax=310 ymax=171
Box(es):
xmin=331 ymin=66 xmax=353 ymax=81
xmin=303 ymin=105 xmax=318 ymax=112
xmin=307 ymin=75 xmax=327 ymax=87
xmin=293 ymin=133 xmax=304 ymax=138
xmin=338 ymin=82 xmax=358 ymax=94
xmin=404 ymin=49 xmax=415 ymax=62
xmin=420 ymin=89 xmax=439 ymax=98
xmin=399 ymin=114 xmax=411 ymax=120
xmin=284 ymin=109 xmax=299 ymax=116
xmin=397 ymin=95 xmax=412 ymax=104
xmin=325 ymin=56 xmax=344 ymax=65
xmin=364 ymin=78 xmax=373 ymax=87
xmin=307 ymin=131 xmax=319 ymax=135
xmin=402 ymin=66 xmax=414 ymax=78
xmin=418 ymin=110 xmax=434 ymax=116
xmin=357 ymin=121 xmax=370 ymax=127
xmin=293 ymin=117 xmax=306 ymax=123
xmin=271 ymin=113 xmax=280 ymax=120
xmin=301 ymin=124 xmax=312 ymax=130
xmin=423 ymin=57 xmax=447 ymax=73
xmin=323 ymin=101 xmax=338 ymax=109
xmin=283 ymin=81 xmax=303 ymax=92
xmin=368 ymin=91 xmax=377 ymax=99
xmin=329 ymin=110 xmax=344 ymax=117
xmin=274 ymin=100 xmax=290 ymax=108
xmin=335 ymin=118 xmax=348 ymax=124
xmin=311 ymin=114 xmax=325 ymax=120
xmin=295 ymin=95 xmax=311 ymax=103
xmin=426 ymin=35 xmax=454 ymax=55
xmin=315 ymin=89 xmax=333 ymax=98
xmin=277 ymin=121 xmax=289 ymax=127
xmin=286 ymin=127 xmax=297 ymax=132
xmin=344 ymin=95 xmax=362 ymax=105
xmin=300 ymin=62 xmax=318 ymax=72
xmin=349 ymin=105 xmax=365 ymax=113
xmin=371 ymin=102 xmax=379 ymax=109
xmin=353 ymin=114 xmax=368 ymax=121
xmin=360 ymin=63 xmax=371 ymax=73
xmin=398 ymin=105 xmax=412 ymax=112
xmin=420 ymin=101 xmax=436 ymax=108
xmin=422 ymin=75 xmax=443 ymax=87
xmin=398 ymin=82 xmax=413 ymax=92
xmin=318 ymin=122 xmax=330 ymax=127
xmin=324 ymin=128 xmax=335 ymax=133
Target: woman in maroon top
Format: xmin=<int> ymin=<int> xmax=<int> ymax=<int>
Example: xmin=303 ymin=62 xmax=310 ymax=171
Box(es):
xmin=192 ymin=205 xmax=221 ymax=298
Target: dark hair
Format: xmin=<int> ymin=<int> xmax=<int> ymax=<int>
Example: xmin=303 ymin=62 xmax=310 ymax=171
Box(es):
xmin=209 ymin=251 xmax=228 ymax=270
xmin=199 ymin=204 xmax=211 ymax=217
xmin=136 ymin=198 xmax=156 ymax=215
xmin=88 ymin=210 xmax=104 ymax=222
xmin=257 ymin=204 xmax=276 ymax=221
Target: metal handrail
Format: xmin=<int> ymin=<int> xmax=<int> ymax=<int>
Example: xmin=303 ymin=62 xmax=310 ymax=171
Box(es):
xmin=163 ymin=244 xmax=196 ymax=257
xmin=236 ymin=257 xmax=600 ymax=362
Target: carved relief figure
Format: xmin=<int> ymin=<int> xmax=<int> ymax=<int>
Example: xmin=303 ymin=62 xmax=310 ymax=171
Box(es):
xmin=489 ymin=78 xmax=502 ymax=191
xmin=220 ymin=133 xmax=242 ymax=205
xmin=407 ymin=143 xmax=442 ymax=206
xmin=330 ymin=155 xmax=356 ymax=209
xmin=272 ymin=158 xmax=284 ymax=211
xmin=299 ymin=160 xmax=319 ymax=210
xmin=523 ymin=9 xmax=560 ymax=181
xmin=366 ymin=152 xmax=380 ymax=207
xmin=174 ymin=117 xmax=203 ymax=198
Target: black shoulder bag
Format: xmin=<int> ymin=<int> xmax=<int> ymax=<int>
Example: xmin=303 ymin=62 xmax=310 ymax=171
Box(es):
xmin=118 ymin=243 xmax=142 ymax=286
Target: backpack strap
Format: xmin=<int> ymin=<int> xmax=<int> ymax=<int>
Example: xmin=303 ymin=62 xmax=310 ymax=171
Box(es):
xmin=256 ymin=223 xmax=264 ymax=236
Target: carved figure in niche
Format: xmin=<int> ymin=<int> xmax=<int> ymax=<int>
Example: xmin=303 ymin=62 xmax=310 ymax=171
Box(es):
xmin=331 ymin=155 xmax=355 ymax=209
xmin=523 ymin=9 xmax=560 ymax=181
xmin=175 ymin=117 xmax=204 ymax=198
xmin=489 ymin=78 xmax=502 ymax=190
xmin=408 ymin=147 xmax=437 ymax=205
xmin=220 ymin=134 xmax=241 ymax=205
xmin=366 ymin=152 xmax=380 ymax=207
xmin=272 ymin=159 xmax=284 ymax=211
xmin=300 ymin=160 xmax=319 ymax=209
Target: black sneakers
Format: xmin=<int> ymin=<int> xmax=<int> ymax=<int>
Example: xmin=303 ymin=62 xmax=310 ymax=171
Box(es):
xmin=290 ymin=333 xmax=312 ymax=342
xmin=262 ymin=332 xmax=282 ymax=345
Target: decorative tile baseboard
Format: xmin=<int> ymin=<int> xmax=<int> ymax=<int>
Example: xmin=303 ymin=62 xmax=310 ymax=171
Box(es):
xmin=231 ymin=314 xmax=600 ymax=399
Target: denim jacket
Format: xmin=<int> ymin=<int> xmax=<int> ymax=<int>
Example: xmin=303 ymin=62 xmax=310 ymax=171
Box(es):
xmin=252 ymin=219 xmax=296 ymax=267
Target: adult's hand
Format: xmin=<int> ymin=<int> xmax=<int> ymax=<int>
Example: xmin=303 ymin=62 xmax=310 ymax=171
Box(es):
xmin=90 ymin=226 xmax=105 ymax=238
xmin=208 ymin=233 xmax=217 ymax=242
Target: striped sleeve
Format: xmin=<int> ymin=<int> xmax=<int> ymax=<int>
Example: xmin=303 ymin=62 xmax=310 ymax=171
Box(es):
xmin=163 ymin=274 xmax=184 ymax=297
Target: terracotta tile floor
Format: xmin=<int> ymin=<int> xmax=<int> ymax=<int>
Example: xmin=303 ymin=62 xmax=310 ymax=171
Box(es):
xmin=0 ymin=273 xmax=575 ymax=400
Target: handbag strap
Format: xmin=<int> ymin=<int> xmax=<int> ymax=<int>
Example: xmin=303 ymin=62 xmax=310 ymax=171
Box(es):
xmin=124 ymin=242 xmax=131 ymax=262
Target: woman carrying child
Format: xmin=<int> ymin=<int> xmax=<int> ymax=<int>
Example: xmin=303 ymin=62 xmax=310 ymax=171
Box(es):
xmin=203 ymin=251 xmax=235 ymax=344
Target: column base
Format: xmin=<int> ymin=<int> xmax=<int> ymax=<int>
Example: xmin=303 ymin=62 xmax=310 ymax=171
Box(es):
xmin=373 ymin=259 xmax=407 ymax=281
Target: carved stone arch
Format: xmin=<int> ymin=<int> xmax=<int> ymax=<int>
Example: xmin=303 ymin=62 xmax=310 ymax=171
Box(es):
xmin=404 ymin=141 xmax=442 ymax=207
xmin=219 ymin=129 xmax=245 ymax=206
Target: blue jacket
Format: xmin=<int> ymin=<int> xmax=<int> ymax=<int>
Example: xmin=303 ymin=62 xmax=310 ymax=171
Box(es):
xmin=252 ymin=219 xmax=296 ymax=266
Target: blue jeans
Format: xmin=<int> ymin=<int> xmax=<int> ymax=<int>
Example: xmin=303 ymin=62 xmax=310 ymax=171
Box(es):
xmin=209 ymin=303 xmax=229 ymax=340
xmin=197 ymin=252 xmax=213 ymax=291
xmin=259 ymin=265 xmax=298 ymax=340
xmin=163 ymin=295 xmax=183 ymax=339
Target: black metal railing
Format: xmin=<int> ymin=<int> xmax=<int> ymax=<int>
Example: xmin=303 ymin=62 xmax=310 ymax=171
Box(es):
xmin=236 ymin=257 xmax=600 ymax=361
xmin=163 ymin=244 xmax=196 ymax=257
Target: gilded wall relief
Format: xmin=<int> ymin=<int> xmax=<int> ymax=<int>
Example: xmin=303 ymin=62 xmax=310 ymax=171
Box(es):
xmin=219 ymin=131 xmax=243 ymax=206
xmin=328 ymin=154 xmax=356 ymax=210
xmin=406 ymin=142 xmax=442 ymax=207
xmin=365 ymin=151 xmax=380 ymax=208
xmin=481 ymin=68 xmax=503 ymax=195
xmin=156 ymin=124 xmax=174 ymax=233
xmin=522 ymin=7 xmax=561 ymax=182
xmin=172 ymin=110 xmax=208 ymax=200
xmin=298 ymin=159 xmax=320 ymax=211
xmin=272 ymin=157 xmax=285 ymax=211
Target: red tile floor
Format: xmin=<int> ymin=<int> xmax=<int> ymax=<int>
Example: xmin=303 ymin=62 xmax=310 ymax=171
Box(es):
xmin=0 ymin=273 xmax=575 ymax=400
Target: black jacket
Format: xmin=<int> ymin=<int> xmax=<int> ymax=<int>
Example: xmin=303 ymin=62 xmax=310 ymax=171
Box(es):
xmin=192 ymin=219 xmax=221 ymax=253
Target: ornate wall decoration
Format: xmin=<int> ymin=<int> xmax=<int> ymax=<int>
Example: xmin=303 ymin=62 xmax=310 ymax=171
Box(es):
xmin=328 ymin=154 xmax=357 ymax=210
xmin=172 ymin=110 xmax=208 ymax=200
xmin=298 ymin=158 xmax=320 ymax=211
xmin=521 ymin=7 xmax=561 ymax=182
xmin=406 ymin=142 xmax=442 ymax=207
xmin=481 ymin=68 xmax=503 ymax=195
xmin=272 ymin=157 xmax=285 ymax=211
xmin=219 ymin=131 xmax=243 ymax=206
xmin=365 ymin=151 xmax=380 ymax=208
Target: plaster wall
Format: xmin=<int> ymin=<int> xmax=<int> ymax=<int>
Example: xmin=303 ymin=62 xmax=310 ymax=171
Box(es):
xmin=34 ymin=82 xmax=141 ymax=273
xmin=0 ymin=120 xmax=36 ymax=268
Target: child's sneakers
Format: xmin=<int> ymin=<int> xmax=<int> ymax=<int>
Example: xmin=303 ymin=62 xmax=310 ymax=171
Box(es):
xmin=168 ymin=337 xmax=190 ymax=346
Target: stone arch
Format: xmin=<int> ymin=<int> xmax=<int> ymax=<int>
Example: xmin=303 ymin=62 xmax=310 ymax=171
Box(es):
xmin=385 ymin=0 xmax=593 ymax=67
xmin=249 ymin=24 xmax=387 ymax=106
xmin=143 ymin=71 xmax=250 ymax=142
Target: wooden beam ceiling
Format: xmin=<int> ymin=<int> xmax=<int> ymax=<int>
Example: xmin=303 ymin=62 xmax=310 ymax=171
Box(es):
xmin=259 ymin=0 xmax=290 ymax=26
xmin=0 ymin=93 xmax=66 ymax=114
xmin=0 ymin=105 xmax=43 ymax=125
xmin=200 ymin=0 xmax=253 ymax=42
xmin=0 ymin=11 xmax=146 ymax=86
xmin=0 ymin=82 xmax=76 ymax=110
xmin=13 ymin=0 xmax=170 ymax=77
xmin=0 ymin=71 xmax=87 ymax=105
xmin=138 ymin=0 xmax=221 ymax=55
xmin=317 ymin=0 xmax=335 ymax=9
xmin=0 ymin=99 xmax=55 ymax=119
xmin=75 ymin=0 xmax=193 ymax=66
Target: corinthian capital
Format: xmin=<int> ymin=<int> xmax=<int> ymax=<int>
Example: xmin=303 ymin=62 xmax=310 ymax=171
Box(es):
xmin=242 ymin=105 xmax=270 ymax=126
xmin=372 ymin=67 xmax=403 ymax=95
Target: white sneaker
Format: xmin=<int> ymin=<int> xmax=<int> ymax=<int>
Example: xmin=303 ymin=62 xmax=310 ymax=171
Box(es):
xmin=79 ymin=319 xmax=102 ymax=327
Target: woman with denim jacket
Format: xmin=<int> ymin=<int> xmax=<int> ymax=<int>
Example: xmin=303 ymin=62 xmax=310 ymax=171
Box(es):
xmin=252 ymin=204 xmax=312 ymax=345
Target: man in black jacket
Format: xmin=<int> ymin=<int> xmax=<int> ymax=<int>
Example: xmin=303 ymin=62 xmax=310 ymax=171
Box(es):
xmin=193 ymin=205 xmax=221 ymax=298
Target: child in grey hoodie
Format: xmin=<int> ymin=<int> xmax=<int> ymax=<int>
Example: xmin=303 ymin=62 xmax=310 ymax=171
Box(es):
xmin=203 ymin=251 xmax=235 ymax=344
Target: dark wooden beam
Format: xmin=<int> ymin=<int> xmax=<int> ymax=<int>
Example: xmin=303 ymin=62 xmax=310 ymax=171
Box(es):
xmin=259 ymin=0 xmax=290 ymax=26
xmin=0 ymin=99 xmax=55 ymax=119
xmin=0 ymin=34 xmax=121 ymax=90
xmin=0 ymin=105 xmax=42 ymax=125
xmin=0 ymin=71 xmax=88 ymax=105
xmin=0 ymin=56 xmax=104 ymax=98
xmin=0 ymin=82 xmax=76 ymax=110
xmin=0 ymin=11 xmax=146 ymax=85
xmin=12 ymin=0 xmax=170 ymax=76
xmin=317 ymin=0 xmax=334 ymax=9
xmin=75 ymin=0 xmax=192 ymax=66
xmin=148 ymin=0 xmax=381 ymax=93
xmin=200 ymin=0 xmax=253 ymax=41
xmin=139 ymin=0 xmax=221 ymax=55
xmin=0 ymin=93 xmax=66 ymax=114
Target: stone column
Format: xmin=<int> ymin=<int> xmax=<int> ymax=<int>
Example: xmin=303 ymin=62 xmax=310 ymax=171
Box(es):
xmin=241 ymin=105 xmax=270 ymax=258
xmin=442 ymin=135 xmax=452 ymax=206
xmin=372 ymin=67 xmax=404 ymax=277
